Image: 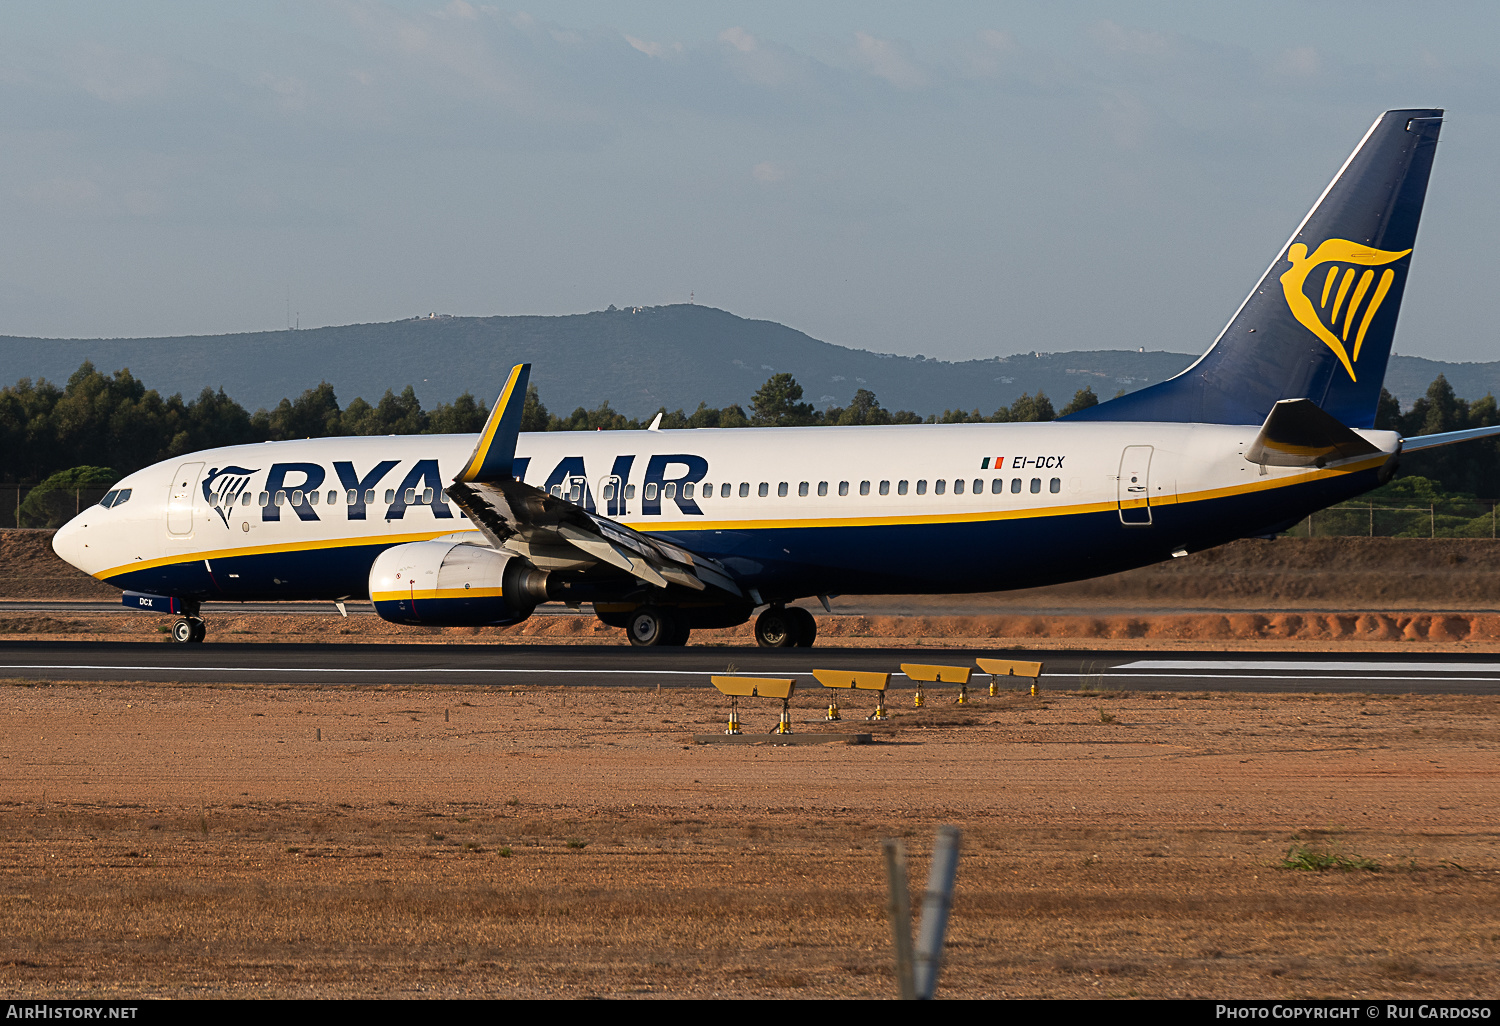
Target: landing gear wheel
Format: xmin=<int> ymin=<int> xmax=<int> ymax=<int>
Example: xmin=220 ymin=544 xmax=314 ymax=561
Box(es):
xmin=754 ymin=607 xmax=796 ymax=648
xmin=171 ymin=617 xmax=205 ymax=644
xmin=627 ymin=606 xmax=682 ymax=647
xmin=786 ymin=606 xmax=817 ymax=648
xmin=664 ymin=617 xmax=692 ymax=647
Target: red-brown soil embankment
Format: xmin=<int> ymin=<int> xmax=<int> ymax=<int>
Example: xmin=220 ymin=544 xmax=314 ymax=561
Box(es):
xmin=9 ymin=530 xmax=1500 ymax=648
xmin=8 ymin=529 xmax=1500 ymax=607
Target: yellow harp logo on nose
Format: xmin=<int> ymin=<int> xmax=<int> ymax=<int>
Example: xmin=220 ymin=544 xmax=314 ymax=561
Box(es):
xmin=1279 ymin=239 xmax=1411 ymax=382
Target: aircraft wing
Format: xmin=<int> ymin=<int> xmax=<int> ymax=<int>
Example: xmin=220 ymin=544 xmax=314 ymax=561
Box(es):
xmin=445 ymin=364 xmax=743 ymax=598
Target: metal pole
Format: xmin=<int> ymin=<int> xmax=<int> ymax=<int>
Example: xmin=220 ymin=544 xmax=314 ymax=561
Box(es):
xmin=1431 ymin=504 xmax=1435 ymax=538
xmin=913 ymin=825 xmax=963 ymax=1000
xmin=1369 ymin=503 xmax=1373 ymax=537
xmin=883 ymin=840 xmax=916 ymax=1000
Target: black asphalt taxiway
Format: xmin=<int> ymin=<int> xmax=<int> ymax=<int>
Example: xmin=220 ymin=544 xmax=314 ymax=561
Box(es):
xmin=2 ymin=641 xmax=1500 ymax=694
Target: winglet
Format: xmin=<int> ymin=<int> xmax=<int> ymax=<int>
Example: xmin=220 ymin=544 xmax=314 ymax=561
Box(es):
xmin=455 ymin=364 xmax=530 ymax=483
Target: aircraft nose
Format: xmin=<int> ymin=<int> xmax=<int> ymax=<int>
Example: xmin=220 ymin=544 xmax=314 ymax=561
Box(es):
xmin=51 ymin=514 xmax=92 ymax=573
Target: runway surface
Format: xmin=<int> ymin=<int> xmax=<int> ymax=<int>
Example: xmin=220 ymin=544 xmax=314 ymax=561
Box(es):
xmin=7 ymin=600 xmax=1499 ymax=617
xmin=3 ymin=641 xmax=1500 ymax=694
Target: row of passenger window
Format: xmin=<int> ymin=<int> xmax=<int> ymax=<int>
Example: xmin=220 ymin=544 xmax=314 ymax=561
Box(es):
xmin=622 ymin=477 xmax=1063 ymax=501
xmin=211 ymin=487 xmax=444 ymax=508
xmin=213 ymin=477 xmax=1065 ymax=511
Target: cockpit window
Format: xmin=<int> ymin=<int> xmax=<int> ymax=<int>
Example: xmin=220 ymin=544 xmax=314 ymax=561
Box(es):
xmin=98 ymin=488 xmax=132 ymax=509
xmin=99 ymin=490 xmax=117 ymax=508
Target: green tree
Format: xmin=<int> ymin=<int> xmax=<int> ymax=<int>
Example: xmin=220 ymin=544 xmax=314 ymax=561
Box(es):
xmin=1374 ymin=387 xmax=1403 ymax=431
xmin=337 ymin=397 xmax=376 ymax=435
xmin=427 ymin=393 xmax=488 ymax=434
xmin=750 ymin=373 xmax=818 ymax=426
xmin=184 ymin=387 xmax=260 ymax=451
xmin=0 ymin=376 xmax=64 ymax=483
xmin=49 ymin=363 xmax=189 ymax=478
xmin=340 ymin=387 xmax=427 ymax=435
xmin=1394 ymin=376 xmax=1500 ymax=497
xmin=1006 ymin=392 xmax=1056 ymax=422
xmin=1059 ymin=386 xmax=1099 ymax=417
xmin=686 ymin=402 xmax=721 ymax=428
xmin=718 ymin=404 xmax=751 ymax=428
xmin=520 ymin=384 xmax=550 ymax=432
xmin=550 ymin=399 xmax=638 ymax=431
xmin=826 ymin=388 xmax=894 ymax=426
xmin=19 ymin=466 xmax=118 ymax=528
xmin=264 ymin=382 xmax=343 ymax=440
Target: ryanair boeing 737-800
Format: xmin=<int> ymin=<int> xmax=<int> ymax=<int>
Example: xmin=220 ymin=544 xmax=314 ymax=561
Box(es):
xmin=48 ymin=109 xmax=1500 ymax=647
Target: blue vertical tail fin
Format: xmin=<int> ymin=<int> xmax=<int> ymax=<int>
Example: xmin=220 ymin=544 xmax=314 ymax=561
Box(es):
xmin=1070 ymin=108 xmax=1443 ymax=428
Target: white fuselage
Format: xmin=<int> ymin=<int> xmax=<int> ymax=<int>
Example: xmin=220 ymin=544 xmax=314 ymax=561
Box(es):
xmin=51 ymin=420 xmax=1396 ymax=604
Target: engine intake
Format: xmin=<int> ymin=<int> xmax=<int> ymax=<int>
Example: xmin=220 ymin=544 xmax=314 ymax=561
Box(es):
xmin=369 ymin=540 xmax=548 ymax=627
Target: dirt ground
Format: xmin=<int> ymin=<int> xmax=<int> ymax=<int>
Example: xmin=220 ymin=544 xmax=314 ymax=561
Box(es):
xmin=11 ymin=527 xmax=1500 ymax=650
xmin=0 ymin=681 xmax=1495 ymax=999
xmin=3 ymin=530 xmax=1499 ymax=999
xmin=7 ymin=607 xmax=1500 ymax=653
xmin=9 ymin=528 xmax=1500 ymax=609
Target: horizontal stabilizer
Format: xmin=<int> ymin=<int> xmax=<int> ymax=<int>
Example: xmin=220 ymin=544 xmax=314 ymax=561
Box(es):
xmin=1244 ymin=399 xmax=1385 ymax=467
xmin=1400 ymin=423 xmax=1500 ymax=454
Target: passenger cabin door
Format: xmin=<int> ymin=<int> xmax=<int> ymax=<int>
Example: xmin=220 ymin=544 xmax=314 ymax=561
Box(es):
xmin=167 ymin=462 xmax=205 ymax=536
xmin=1117 ymin=446 xmax=1153 ymax=526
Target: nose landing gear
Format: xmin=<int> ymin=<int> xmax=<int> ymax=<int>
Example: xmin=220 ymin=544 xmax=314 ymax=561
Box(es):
xmin=171 ymin=617 xmax=206 ymax=644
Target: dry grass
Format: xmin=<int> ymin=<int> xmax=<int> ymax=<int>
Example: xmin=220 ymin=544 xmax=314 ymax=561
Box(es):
xmin=0 ymin=682 xmax=1496 ymax=997
xmin=0 ymin=803 xmax=1495 ymax=998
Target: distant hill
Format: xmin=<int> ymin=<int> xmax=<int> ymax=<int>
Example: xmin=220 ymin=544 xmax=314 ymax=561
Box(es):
xmin=0 ymin=304 xmax=1492 ymax=417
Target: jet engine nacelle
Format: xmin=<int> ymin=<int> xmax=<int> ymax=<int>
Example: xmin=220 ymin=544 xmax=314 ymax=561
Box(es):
xmin=369 ymin=539 xmax=548 ymax=627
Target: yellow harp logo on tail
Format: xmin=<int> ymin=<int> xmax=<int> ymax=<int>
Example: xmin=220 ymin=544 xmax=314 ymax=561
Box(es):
xmin=1279 ymin=239 xmax=1411 ymax=382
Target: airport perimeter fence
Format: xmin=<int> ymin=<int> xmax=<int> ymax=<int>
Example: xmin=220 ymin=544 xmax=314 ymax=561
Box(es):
xmin=1286 ymin=500 xmax=1500 ymax=539
xmin=0 ymin=485 xmax=113 ymax=530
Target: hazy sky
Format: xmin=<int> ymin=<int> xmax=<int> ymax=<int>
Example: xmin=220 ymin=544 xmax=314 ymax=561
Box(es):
xmin=3 ymin=2 xmax=1498 ymax=363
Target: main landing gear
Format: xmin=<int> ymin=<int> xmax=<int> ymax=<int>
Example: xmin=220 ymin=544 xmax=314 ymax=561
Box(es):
xmin=171 ymin=617 xmax=206 ymax=644
xmin=625 ymin=606 xmax=691 ymax=648
xmin=616 ymin=603 xmax=818 ymax=648
xmin=754 ymin=605 xmax=817 ymax=648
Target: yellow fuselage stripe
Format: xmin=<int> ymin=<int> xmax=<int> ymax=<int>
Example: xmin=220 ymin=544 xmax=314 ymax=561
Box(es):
xmin=99 ymin=529 xmax=457 ymax=581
